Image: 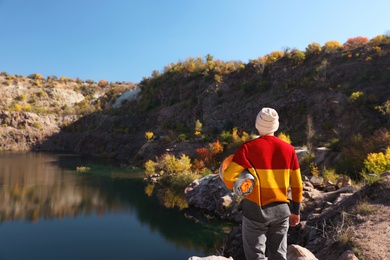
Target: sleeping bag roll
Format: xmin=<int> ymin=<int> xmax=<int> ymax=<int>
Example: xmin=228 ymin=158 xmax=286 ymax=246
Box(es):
xmin=219 ymin=155 xmax=255 ymax=196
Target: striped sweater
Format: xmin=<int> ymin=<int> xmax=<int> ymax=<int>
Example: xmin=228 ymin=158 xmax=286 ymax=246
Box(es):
xmin=223 ymin=135 xmax=303 ymax=217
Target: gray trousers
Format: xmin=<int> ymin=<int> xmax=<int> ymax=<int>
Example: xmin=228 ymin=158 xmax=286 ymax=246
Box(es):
xmin=242 ymin=215 xmax=289 ymax=260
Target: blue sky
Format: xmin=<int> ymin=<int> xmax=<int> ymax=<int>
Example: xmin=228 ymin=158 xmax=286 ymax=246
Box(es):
xmin=1 ymin=0 xmax=389 ymax=84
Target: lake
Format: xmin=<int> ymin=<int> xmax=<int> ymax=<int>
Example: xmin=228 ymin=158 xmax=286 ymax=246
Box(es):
xmin=0 ymin=152 xmax=230 ymax=260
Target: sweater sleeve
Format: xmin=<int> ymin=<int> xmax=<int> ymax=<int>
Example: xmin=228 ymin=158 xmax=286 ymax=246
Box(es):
xmin=290 ymin=152 xmax=303 ymax=215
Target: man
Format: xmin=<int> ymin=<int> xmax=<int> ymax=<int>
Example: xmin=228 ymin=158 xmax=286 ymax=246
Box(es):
xmin=222 ymin=107 xmax=303 ymax=260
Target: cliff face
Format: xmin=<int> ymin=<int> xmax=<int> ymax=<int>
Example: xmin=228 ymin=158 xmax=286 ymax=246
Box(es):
xmin=0 ymin=42 xmax=389 ymax=167
xmin=0 ymin=111 xmax=79 ymax=151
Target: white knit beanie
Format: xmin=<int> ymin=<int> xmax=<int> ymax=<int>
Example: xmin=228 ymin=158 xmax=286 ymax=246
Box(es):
xmin=255 ymin=107 xmax=279 ymax=134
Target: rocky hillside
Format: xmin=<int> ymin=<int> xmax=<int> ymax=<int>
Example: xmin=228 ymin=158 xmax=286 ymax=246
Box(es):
xmin=1 ymin=39 xmax=390 ymax=175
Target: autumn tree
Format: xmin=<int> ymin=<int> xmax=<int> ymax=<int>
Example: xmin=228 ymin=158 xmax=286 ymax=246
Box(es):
xmin=305 ymin=42 xmax=322 ymax=56
xmin=343 ymin=36 xmax=368 ymax=50
xmin=98 ymin=79 xmax=108 ymax=87
xmin=323 ymin=40 xmax=342 ymax=53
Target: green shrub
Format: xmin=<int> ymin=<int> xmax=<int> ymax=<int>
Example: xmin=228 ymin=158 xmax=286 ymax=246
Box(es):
xmin=348 ymin=91 xmax=364 ymax=103
xmin=76 ymin=166 xmax=91 ymax=172
xmin=177 ymin=133 xmax=187 ymax=142
xmin=290 ymin=49 xmax=306 ymax=64
xmin=323 ymin=167 xmax=340 ymax=183
xmin=375 ymin=100 xmax=390 ymax=123
xmin=325 ymin=138 xmax=342 ymax=151
xmin=299 ymin=152 xmax=315 ymax=175
xmin=352 ymin=200 xmax=379 ymax=216
xmin=220 ymin=130 xmax=233 ymax=143
xmin=32 ymin=122 xmax=42 ymax=129
xmin=16 ymin=94 xmax=27 ymax=101
xmin=360 ymin=170 xmax=382 ymax=186
xmin=37 ymin=91 xmax=46 ymax=98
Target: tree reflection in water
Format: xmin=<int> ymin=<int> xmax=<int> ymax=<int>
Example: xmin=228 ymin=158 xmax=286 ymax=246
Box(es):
xmin=0 ymin=151 xmax=232 ymax=259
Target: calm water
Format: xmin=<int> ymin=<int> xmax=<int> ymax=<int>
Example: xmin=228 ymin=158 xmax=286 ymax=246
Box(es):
xmin=0 ymin=152 xmax=229 ymax=260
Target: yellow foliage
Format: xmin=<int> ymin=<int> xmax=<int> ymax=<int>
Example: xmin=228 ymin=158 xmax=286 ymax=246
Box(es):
xmin=310 ymin=162 xmax=319 ymax=177
xmin=176 ymin=154 xmax=192 ymax=172
xmin=278 ymin=132 xmax=291 ymax=144
xmin=364 ymin=147 xmax=390 ymax=175
xmin=232 ymin=128 xmax=250 ymax=143
xmin=34 ymin=81 xmax=42 ymax=87
xmin=369 ymin=34 xmax=389 ymax=44
xmin=349 ymin=91 xmax=364 ymax=103
xmin=145 ymin=184 xmax=155 ymax=197
xmin=241 ymin=131 xmax=250 ymax=142
xmin=323 ymin=40 xmax=342 ymax=52
xmin=206 ymin=60 xmax=215 ymax=70
xmin=145 ymin=160 xmax=158 ymax=176
xmin=232 ymin=127 xmax=240 ymax=142
xmin=159 ymin=154 xmax=192 ymax=174
xmin=5 ymin=75 xmax=16 ymax=80
xmin=12 ymin=103 xmax=22 ymax=112
xmin=372 ymin=46 xmax=381 ymax=52
xmin=306 ymin=42 xmax=322 ymax=55
xmin=161 ymin=189 xmax=189 ymax=209
xmin=23 ymin=104 xmax=32 ymax=112
xmin=264 ymin=51 xmax=284 ymax=64
xmin=195 ymin=119 xmax=203 ymax=133
xmin=145 ymin=131 xmax=154 ymax=140
xmin=186 ymin=62 xmax=196 ymax=73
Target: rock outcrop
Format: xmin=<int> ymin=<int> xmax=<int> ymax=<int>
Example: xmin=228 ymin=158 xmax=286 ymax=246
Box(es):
xmin=184 ymin=168 xmax=369 ymax=259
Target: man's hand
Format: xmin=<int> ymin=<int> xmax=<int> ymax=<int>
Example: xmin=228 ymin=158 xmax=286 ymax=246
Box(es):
xmin=289 ymin=213 xmax=300 ymax=227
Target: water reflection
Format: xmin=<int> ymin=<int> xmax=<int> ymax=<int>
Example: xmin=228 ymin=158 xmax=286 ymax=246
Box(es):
xmin=0 ymin=152 xmax=229 ymax=259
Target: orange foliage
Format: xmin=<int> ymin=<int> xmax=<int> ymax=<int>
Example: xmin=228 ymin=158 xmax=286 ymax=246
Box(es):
xmin=196 ymin=147 xmax=211 ymax=162
xmin=99 ymin=79 xmax=108 ymax=87
xmin=194 ymin=147 xmax=211 ymax=169
xmin=192 ymin=158 xmax=206 ymax=171
xmin=343 ymin=36 xmax=368 ymax=50
xmin=209 ymin=140 xmax=223 ymax=156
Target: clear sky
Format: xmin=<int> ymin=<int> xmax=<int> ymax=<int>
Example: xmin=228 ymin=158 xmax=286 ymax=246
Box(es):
xmin=1 ymin=0 xmax=389 ymax=84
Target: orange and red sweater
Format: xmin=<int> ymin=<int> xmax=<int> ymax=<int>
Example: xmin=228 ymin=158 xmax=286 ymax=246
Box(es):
xmin=223 ymin=136 xmax=303 ymax=217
